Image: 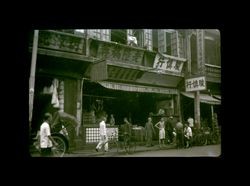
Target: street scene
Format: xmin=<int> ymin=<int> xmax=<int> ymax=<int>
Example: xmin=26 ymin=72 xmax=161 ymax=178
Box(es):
xmin=28 ymin=29 xmax=221 ymax=157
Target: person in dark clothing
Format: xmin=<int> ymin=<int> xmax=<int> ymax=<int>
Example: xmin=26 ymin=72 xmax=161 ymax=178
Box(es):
xmin=121 ymin=117 xmax=132 ymax=154
xmin=145 ymin=117 xmax=155 ymax=147
xmin=175 ymin=119 xmax=184 ymax=149
xmin=166 ymin=116 xmax=174 ymax=144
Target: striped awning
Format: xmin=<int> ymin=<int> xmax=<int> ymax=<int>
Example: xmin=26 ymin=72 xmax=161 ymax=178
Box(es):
xmin=181 ymin=92 xmax=221 ymax=105
xmin=99 ymin=81 xmax=178 ymax=94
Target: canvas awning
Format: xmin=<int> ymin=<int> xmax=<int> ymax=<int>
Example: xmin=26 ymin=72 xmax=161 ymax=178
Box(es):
xmin=99 ymin=81 xmax=178 ymax=94
xmin=181 ymin=92 xmax=221 ymax=105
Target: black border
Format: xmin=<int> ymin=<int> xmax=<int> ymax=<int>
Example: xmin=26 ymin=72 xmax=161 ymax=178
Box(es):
xmin=5 ymin=10 xmax=231 ymax=178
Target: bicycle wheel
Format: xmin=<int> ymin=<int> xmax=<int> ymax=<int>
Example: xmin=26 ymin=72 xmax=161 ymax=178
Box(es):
xmin=51 ymin=135 xmax=68 ymax=157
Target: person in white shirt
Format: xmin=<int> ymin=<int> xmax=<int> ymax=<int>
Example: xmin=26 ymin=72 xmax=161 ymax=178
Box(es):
xmin=40 ymin=113 xmax=58 ymax=157
xmin=184 ymin=123 xmax=192 ymax=148
xmin=187 ymin=117 xmax=194 ymax=128
xmin=96 ymin=116 xmax=108 ymax=152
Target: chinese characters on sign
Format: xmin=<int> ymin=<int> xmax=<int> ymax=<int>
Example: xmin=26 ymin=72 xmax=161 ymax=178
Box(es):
xmin=196 ymin=29 xmax=205 ymax=74
xmin=153 ymin=53 xmax=185 ymax=73
xmin=185 ymin=76 xmax=206 ymax=92
xmin=97 ymin=43 xmax=144 ymax=65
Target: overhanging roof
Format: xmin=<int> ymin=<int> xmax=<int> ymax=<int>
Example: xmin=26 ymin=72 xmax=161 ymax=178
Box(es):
xmin=181 ymin=92 xmax=221 ymax=105
xmin=99 ymin=81 xmax=178 ymax=94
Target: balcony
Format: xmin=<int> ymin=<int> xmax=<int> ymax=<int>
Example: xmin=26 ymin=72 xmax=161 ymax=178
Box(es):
xmin=205 ymin=64 xmax=221 ymax=83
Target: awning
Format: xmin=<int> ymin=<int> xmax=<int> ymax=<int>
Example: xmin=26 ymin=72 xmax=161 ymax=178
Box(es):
xmin=99 ymin=81 xmax=178 ymax=94
xmin=213 ymin=95 xmax=221 ymax=100
xmin=181 ymin=92 xmax=221 ymax=105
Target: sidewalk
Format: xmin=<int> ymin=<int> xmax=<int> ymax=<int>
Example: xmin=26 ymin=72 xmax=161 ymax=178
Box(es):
xmin=66 ymin=143 xmax=176 ymax=157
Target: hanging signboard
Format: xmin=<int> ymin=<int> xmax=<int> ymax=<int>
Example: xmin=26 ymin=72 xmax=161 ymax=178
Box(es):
xmin=153 ymin=53 xmax=186 ymax=74
xmin=185 ymin=76 xmax=206 ymax=92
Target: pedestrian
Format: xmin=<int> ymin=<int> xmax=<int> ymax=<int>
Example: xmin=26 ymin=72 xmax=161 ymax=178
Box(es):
xmin=187 ymin=117 xmax=194 ymax=129
xmin=96 ymin=116 xmax=109 ymax=152
xmin=184 ymin=123 xmax=192 ymax=148
xmin=122 ymin=117 xmax=133 ymax=154
xmin=40 ymin=112 xmax=58 ymax=157
xmin=166 ymin=116 xmax=174 ymax=144
xmin=175 ymin=119 xmax=184 ymax=149
xmin=109 ymin=114 xmax=115 ymax=126
xmin=145 ymin=117 xmax=155 ymax=147
xmin=155 ymin=117 xmax=166 ymax=149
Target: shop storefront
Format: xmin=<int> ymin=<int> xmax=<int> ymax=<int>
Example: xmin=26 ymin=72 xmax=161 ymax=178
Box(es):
xmin=80 ymin=78 xmax=181 ymax=144
xmin=180 ymin=91 xmax=221 ymax=130
xmin=78 ymin=38 xmax=187 ymax=145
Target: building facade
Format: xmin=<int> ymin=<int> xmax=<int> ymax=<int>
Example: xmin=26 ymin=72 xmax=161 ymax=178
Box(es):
xmin=29 ymin=29 xmax=221 ymax=148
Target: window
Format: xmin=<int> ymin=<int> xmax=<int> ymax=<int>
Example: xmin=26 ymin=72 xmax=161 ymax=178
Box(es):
xmin=127 ymin=29 xmax=153 ymax=50
xmin=158 ymin=29 xmax=184 ymax=57
xmin=205 ymin=31 xmax=221 ymax=66
xmin=152 ymin=29 xmax=158 ymax=51
xmin=87 ymin=29 xmax=111 ymax=41
xmin=144 ymin=29 xmax=152 ymax=50
xmin=111 ymin=29 xmax=127 ymax=44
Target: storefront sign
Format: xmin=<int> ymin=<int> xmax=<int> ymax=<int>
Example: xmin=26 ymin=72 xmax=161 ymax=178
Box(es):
xmin=185 ymin=76 xmax=206 ymax=92
xmin=99 ymin=81 xmax=178 ymax=94
xmin=38 ymin=30 xmax=85 ymax=54
xmin=197 ymin=29 xmax=205 ymax=73
xmin=96 ymin=42 xmax=144 ymax=66
xmin=153 ymin=53 xmax=186 ymax=74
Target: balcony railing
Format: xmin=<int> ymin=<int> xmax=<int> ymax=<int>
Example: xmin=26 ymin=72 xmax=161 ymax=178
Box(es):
xmin=205 ymin=64 xmax=221 ymax=77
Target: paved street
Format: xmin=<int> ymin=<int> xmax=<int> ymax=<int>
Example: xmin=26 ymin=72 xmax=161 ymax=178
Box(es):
xmin=112 ymin=144 xmax=221 ymax=157
xmin=60 ymin=144 xmax=221 ymax=157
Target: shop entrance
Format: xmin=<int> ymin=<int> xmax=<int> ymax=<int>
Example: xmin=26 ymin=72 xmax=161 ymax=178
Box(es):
xmin=82 ymin=80 xmax=176 ymax=127
xmin=181 ymin=94 xmax=221 ymax=130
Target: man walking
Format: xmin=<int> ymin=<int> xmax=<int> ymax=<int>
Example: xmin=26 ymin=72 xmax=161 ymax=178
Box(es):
xmin=96 ymin=116 xmax=108 ymax=152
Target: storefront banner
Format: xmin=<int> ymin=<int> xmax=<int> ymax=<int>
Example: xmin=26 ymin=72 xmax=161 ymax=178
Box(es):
xmin=153 ymin=53 xmax=186 ymax=74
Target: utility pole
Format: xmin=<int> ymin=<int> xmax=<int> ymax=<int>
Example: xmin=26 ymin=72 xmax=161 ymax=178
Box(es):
xmin=29 ymin=30 xmax=39 ymax=129
xmin=195 ymin=29 xmax=205 ymax=129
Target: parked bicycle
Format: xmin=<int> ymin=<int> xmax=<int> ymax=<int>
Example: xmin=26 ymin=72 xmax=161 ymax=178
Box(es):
xmin=107 ymin=130 xmax=119 ymax=153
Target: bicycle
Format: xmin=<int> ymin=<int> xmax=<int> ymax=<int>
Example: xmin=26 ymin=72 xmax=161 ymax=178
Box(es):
xmin=107 ymin=130 xmax=119 ymax=153
xmin=30 ymin=133 xmax=68 ymax=157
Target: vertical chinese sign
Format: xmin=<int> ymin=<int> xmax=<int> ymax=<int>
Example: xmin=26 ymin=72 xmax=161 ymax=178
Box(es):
xmin=196 ymin=29 xmax=205 ymax=74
